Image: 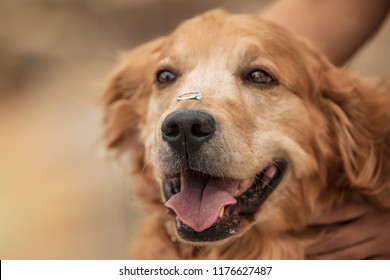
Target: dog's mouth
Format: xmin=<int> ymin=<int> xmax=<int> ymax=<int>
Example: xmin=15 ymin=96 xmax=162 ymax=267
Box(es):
xmin=163 ymin=161 xmax=287 ymax=242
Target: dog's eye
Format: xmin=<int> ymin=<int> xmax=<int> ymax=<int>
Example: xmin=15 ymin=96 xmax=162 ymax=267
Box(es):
xmin=156 ymin=70 xmax=176 ymax=84
xmin=247 ymin=70 xmax=275 ymax=85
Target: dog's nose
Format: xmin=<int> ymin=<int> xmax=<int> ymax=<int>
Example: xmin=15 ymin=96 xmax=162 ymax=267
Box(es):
xmin=161 ymin=109 xmax=216 ymax=155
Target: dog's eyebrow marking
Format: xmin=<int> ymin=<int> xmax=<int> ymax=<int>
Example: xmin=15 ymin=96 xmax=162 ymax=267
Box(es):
xmin=176 ymin=91 xmax=203 ymax=101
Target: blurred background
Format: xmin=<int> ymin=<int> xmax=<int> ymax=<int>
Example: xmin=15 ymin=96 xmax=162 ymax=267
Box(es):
xmin=0 ymin=0 xmax=389 ymax=259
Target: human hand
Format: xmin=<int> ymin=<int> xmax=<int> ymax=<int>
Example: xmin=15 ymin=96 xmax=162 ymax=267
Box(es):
xmin=306 ymin=200 xmax=390 ymax=259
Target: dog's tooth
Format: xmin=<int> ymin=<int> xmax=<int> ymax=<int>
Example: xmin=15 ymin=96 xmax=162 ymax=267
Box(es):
xmin=238 ymin=177 xmax=255 ymax=195
xmin=240 ymin=178 xmax=252 ymax=188
xmin=263 ymin=165 xmax=277 ymax=183
xmin=219 ymin=208 xmax=225 ymax=218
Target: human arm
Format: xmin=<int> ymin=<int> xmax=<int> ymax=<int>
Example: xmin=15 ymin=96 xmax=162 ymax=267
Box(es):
xmin=259 ymin=0 xmax=390 ymax=65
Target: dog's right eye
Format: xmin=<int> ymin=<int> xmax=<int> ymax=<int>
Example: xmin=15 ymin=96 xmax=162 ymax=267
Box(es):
xmin=156 ymin=70 xmax=176 ymax=85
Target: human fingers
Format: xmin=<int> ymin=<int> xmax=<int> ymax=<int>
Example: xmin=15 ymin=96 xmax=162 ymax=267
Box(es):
xmin=307 ymin=237 xmax=376 ymax=260
xmin=306 ymin=218 xmax=374 ymax=257
xmin=309 ymin=200 xmax=370 ymax=225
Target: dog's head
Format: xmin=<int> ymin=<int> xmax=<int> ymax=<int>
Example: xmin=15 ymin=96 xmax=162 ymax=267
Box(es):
xmin=103 ymin=10 xmax=389 ymax=245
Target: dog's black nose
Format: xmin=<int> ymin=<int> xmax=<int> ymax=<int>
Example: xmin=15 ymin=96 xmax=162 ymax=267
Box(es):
xmin=161 ymin=109 xmax=216 ymax=156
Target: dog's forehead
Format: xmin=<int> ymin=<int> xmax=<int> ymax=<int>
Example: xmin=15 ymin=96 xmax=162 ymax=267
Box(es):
xmin=161 ymin=11 xmax=298 ymax=63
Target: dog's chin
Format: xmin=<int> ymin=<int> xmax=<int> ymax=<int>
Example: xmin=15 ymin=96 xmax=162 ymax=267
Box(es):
xmin=162 ymin=161 xmax=287 ymax=244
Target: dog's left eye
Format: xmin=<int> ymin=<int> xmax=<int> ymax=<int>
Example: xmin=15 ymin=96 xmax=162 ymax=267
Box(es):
xmin=156 ymin=70 xmax=176 ymax=84
xmin=246 ymin=70 xmax=275 ymax=85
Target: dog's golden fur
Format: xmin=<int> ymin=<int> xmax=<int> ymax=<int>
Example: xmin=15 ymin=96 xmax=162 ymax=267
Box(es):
xmin=103 ymin=10 xmax=390 ymax=259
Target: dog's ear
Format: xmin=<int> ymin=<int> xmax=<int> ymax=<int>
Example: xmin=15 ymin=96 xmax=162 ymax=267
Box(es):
xmin=103 ymin=37 xmax=165 ymax=152
xmin=102 ymin=38 xmax=165 ymax=200
xmin=304 ymin=43 xmax=390 ymax=206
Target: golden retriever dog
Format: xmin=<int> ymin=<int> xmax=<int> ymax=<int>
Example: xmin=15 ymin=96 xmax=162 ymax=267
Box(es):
xmin=103 ymin=10 xmax=390 ymax=259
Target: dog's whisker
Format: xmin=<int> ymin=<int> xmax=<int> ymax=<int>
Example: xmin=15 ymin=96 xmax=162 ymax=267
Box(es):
xmin=272 ymin=160 xmax=285 ymax=176
xmin=255 ymin=174 xmax=275 ymax=191
xmin=140 ymin=158 xmax=153 ymax=177
xmin=138 ymin=159 xmax=160 ymax=187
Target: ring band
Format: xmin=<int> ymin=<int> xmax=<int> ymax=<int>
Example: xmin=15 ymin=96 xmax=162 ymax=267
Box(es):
xmin=176 ymin=91 xmax=203 ymax=101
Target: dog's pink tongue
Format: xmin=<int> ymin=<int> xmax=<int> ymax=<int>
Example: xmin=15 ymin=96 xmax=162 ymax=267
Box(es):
xmin=165 ymin=171 xmax=237 ymax=232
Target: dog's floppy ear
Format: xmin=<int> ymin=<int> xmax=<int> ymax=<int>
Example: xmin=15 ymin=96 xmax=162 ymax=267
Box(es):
xmin=102 ymin=38 xmax=165 ymax=200
xmin=306 ymin=46 xmax=390 ymax=206
xmin=103 ymin=37 xmax=165 ymax=152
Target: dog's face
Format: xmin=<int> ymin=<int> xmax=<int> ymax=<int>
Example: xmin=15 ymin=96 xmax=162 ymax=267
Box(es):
xmin=104 ymin=11 xmax=389 ymax=246
xmin=145 ymin=12 xmax=319 ymax=243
